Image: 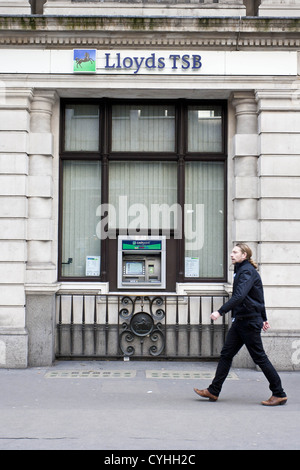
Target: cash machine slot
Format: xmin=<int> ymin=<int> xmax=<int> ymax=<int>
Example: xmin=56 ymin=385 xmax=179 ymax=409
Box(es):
xmin=118 ymin=236 xmax=166 ymax=289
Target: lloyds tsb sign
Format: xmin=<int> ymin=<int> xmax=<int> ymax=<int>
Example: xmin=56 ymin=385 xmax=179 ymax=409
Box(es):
xmin=73 ymin=49 xmax=203 ymax=74
xmin=104 ymin=52 xmax=202 ymax=73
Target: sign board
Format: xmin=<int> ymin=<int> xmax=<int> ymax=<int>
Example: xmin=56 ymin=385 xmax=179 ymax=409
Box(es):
xmin=0 ymin=49 xmax=297 ymax=76
xmin=122 ymin=240 xmax=162 ymax=251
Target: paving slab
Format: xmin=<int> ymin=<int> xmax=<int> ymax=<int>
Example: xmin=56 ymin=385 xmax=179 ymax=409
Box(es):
xmin=0 ymin=360 xmax=299 ymax=451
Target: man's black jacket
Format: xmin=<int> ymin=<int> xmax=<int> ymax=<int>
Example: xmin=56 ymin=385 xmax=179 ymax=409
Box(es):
xmin=218 ymin=260 xmax=267 ymax=321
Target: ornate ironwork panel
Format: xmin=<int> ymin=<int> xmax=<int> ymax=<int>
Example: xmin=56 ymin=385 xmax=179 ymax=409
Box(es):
xmin=119 ymin=296 xmax=166 ymax=357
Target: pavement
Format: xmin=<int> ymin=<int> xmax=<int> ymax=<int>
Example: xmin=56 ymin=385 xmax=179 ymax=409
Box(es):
xmin=0 ymin=359 xmax=299 ymax=452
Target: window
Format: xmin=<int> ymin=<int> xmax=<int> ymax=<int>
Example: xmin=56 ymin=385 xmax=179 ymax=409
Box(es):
xmin=59 ymin=99 xmax=227 ymax=284
xmin=61 ymin=160 xmax=101 ymax=277
xmin=64 ymin=104 xmax=99 ymax=152
xmin=109 ymin=161 xmax=178 ymax=231
xmin=111 ymin=104 xmax=175 ymax=152
xmin=185 ymin=161 xmax=225 ymax=278
xmin=188 ymin=106 xmax=222 ymax=153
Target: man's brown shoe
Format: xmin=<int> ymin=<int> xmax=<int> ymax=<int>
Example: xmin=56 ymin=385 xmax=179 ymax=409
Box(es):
xmin=261 ymin=396 xmax=287 ymax=406
xmin=194 ymin=388 xmax=218 ymax=402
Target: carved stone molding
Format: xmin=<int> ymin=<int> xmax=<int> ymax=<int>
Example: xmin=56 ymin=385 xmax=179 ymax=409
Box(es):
xmin=231 ymin=91 xmax=258 ymax=135
xmin=1 ymin=35 xmax=300 ymax=49
xmin=0 ymin=16 xmax=300 ymax=49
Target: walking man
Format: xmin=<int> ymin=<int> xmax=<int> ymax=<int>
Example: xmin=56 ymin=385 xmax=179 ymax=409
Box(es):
xmin=194 ymin=243 xmax=287 ymax=406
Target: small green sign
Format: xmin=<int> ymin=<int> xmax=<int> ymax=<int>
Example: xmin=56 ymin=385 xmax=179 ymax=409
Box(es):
xmin=122 ymin=240 xmax=162 ymax=251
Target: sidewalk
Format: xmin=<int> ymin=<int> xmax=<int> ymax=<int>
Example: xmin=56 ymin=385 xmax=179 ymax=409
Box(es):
xmin=0 ymin=359 xmax=299 ymax=451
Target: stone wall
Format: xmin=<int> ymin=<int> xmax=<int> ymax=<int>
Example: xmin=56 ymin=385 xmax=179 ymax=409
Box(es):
xmin=0 ymin=88 xmax=32 ymax=367
xmin=0 ymin=1 xmax=31 ymax=14
xmin=43 ymin=0 xmax=247 ymax=15
xmin=259 ymin=0 xmax=300 ymax=17
xmin=0 ymin=12 xmax=299 ymax=369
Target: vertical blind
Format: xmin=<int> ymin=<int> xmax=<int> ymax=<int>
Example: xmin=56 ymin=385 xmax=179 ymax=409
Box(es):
xmin=111 ymin=105 xmax=175 ymax=152
xmin=64 ymin=104 xmax=100 ymax=152
xmin=109 ymin=161 xmax=178 ymax=230
xmin=188 ymin=106 xmax=222 ymax=153
xmin=185 ymin=161 xmax=225 ymax=278
xmin=61 ymin=161 xmax=101 ymax=277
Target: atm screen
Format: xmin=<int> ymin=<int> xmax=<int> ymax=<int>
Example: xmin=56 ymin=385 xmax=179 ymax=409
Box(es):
xmin=125 ymin=260 xmax=144 ymax=275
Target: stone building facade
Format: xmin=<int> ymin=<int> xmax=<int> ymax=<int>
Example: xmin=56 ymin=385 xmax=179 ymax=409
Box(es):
xmin=0 ymin=0 xmax=299 ymax=369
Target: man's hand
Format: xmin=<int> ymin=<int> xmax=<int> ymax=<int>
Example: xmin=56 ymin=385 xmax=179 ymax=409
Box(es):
xmin=210 ymin=311 xmax=221 ymax=321
xmin=262 ymin=321 xmax=270 ymax=332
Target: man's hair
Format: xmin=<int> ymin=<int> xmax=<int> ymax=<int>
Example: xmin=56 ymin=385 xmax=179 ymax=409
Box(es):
xmin=235 ymin=243 xmax=258 ymax=269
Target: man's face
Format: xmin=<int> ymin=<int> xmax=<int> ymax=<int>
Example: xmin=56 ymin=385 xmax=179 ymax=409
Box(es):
xmin=231 ymin=246 xmax=247 ymax=265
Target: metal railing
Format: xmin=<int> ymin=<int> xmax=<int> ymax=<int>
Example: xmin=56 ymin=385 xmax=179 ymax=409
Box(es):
xmin=56 ymin=293 xmax=230 ymax=360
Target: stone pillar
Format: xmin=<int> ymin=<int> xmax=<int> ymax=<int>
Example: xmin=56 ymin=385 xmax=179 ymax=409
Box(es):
xmin=0 ymin=87 xmax=33 ymax=368
xmin=27 ymin=90 xmax=56 ymax=280
xmin=25 ymin=89 xmax=58 ymax=367
xmin=255 ymin=89 xmax=300 ymax=370
xmin=259 ymin=0 xmax=300 ymax=17
xmin=230 ymin=91 xmax=259 ymax=369
xmin=0 ymin=0 xmax=31 ymax=14
xmin=231 ymin=91 xmax=259 ymax=261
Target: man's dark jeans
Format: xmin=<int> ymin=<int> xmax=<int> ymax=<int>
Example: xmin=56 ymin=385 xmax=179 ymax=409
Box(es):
xmin=208 ymin=317 xmax=286 ymax=398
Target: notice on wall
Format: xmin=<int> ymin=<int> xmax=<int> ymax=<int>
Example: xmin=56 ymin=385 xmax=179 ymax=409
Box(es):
xmin=86 ymin=256 xmax=101 ymax=276
xmin=185 ymin=257 xmax=199 ymax=278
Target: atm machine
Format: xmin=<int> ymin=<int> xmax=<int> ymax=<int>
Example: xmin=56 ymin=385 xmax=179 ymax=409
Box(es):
xmin=117 ymin=235 xmax=166 ymax=289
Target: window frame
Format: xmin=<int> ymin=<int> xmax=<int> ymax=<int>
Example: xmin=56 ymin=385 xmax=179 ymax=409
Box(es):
xmin=58 ymin=98 xmax=227 ymax=284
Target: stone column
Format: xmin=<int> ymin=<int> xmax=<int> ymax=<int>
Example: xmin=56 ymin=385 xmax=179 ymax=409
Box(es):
xmin=26 ymin=89 xmax=58 ymax=367
xmin=255 ymin=89 xmax=300 ymax=369
xmin=230 ymin=91 xmax=259 ymax=368
xmin=231 ymin=91 xmax=259 ymax=261
xmin=0 ymin=0 xmax=31 ymax=14
xmin=27 ymin=90 xmax=56 ymax=279
xmin=0 ymin=87 xmax=33 ymax=368
xmin=259 ymin=0 xmax=300 ymax=17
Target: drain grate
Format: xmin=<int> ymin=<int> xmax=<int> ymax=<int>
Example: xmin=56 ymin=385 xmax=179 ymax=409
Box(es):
xmin=146 ymin=370 xmax=239 ymax=380
xmin=45 ymin=370 xmax=136 ymax=379
xmin=44 ymin=369 xmax=238 ymax=380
